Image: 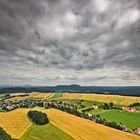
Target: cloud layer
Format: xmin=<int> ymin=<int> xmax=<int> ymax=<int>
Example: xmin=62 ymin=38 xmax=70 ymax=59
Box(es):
xmin=0 ymin=0 xmax=140 ymax=86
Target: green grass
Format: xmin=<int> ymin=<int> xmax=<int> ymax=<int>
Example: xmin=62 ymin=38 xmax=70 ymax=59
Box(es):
xmin=81 ymin=100 xmax=103 ymax=107
xmin=48 ymin=93 xmax=63 ymax=100
xmin=99 ymin=110 xmax=140 ymax=130
xmin=31 ymin=106 xmax=45 ymax=110
xmin=55 ymin=99 xmax=103 ymax=106
xmin=136 ymin=106 xmax=140 ymax=111
xmin=0 ymin=94 xmax=4 ymax=97
xmin=86 ymin=108 xmax=106 ymax=114
xmin=20 ymin=123 xmax=74 ymax=140
xmin=56 ymin=99 xmax=81 ymax=104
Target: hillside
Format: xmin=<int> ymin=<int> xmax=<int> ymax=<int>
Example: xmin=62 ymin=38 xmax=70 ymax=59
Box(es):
xmin=45 ymin=109 xmax=140 ymax=140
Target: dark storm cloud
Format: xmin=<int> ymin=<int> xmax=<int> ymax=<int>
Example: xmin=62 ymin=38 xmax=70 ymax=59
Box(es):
xmin=0 ymin=0 xmax=140 ymax=85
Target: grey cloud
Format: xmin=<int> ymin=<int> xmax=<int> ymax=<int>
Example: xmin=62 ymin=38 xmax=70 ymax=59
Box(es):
xmin=0 ymin=0 xmax=140 ymax=85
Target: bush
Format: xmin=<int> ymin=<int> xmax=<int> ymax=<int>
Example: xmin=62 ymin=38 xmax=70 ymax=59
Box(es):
xmin=28 ymin=110 xmax=49 ymax=125
xmin=129 ymin=102 xmax=140 ymax=107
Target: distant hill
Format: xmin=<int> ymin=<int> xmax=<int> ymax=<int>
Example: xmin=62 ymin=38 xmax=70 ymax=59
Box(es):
xmin=0 ymin=85 xmax=140 ymax=96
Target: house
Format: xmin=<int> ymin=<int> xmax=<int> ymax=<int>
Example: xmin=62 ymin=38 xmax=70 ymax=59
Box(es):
xmin=92 ymin=104 xmax=98 ymax=109
xmin=122 ymin=107 xmax=138 ymax=112
xmin=88 ymin=114 xmax=92 ymax=117
xmin=134 ymin=128 xmax=140 ymax=135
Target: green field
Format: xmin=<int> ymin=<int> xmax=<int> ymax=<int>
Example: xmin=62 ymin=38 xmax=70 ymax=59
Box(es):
xmin=86 ymin=108 xmax=107 ymax=114
xmin=99 ymin=110 xmax=140 ymax=129
xmin=55 ymin=99 xmax=104 ymax=106
xmin=20 ymin=123 xmax=74 ymax=140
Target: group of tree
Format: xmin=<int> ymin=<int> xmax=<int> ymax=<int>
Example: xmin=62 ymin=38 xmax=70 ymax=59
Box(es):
xmin=95 ymin=118 xmax=127 ymax=131
xmin=81 ymin=107 xmax=93 ymax=112
xmin=99 ymin=102 xmax=114 ymax=110
xmin=28 ymin=110 xmax=49 ymax=125
xmin=129 ymin=102 xmax=140 ymax=107
xmin=0 ymin=127 xmax=12 ymax=140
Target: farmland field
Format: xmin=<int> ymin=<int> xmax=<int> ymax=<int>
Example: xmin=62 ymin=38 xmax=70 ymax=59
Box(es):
xmin=45 ymin=108 xmax=140 ymax=140
xmin=61 ymin=93 xmax=140 ymax=105
xmin=99 ymin=110 xmax=140 ymax=129
xmin=20 ymin=123 xmax=74 ymax=140
xmin=0 ymin=109 xmax=31 ymax=139
xmin=8 ymin=92 xmax=39 ymax=101
xmin=8 ymin=92 xmax=52 ymax=101
xmin=32 ymin=92 xmax=52 ymax=99
xmin=86 ymin=108 xmax=106 ymax=114
xmin=1 ymin=93 xmax=140 ymax=140
xmin=48 ymin=93 xmax=63 ymax=100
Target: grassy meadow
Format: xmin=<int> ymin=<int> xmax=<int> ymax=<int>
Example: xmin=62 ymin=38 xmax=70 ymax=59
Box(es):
xmin=20 ymin=123 xmax=74 ymax=140
xmin=99 ymin=110 xmax=140 ymax=130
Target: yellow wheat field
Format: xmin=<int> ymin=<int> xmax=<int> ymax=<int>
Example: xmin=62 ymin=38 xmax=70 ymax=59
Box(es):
xmin=8 ymin=92 xmax=39 ymax=101
xmin=8 ymin=92 xmax=51 ymax=101
xmin=61 ymin=93 xmax=140 ymax=105
xmin=45 ymin=109 xmax=140 ymax=140
xmin=32 ymin=93 xmax=52 ymax=98
xmin=0 ymin=109 xmax=32 ymax=139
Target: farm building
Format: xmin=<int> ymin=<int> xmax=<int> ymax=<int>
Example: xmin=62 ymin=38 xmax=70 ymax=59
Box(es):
xmin=134 ymin=128 xmax=140 ymax=135
xmin=122 ymin=107 xmax=138 ymax=112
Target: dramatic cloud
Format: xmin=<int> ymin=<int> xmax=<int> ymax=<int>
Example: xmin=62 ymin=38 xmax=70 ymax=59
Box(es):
xmin=0 ymin=0 xmax=140 ymax=86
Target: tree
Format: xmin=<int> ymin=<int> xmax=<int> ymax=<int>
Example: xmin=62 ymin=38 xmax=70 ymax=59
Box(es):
xmin=109 ymin=102 xmax=113 ymax=109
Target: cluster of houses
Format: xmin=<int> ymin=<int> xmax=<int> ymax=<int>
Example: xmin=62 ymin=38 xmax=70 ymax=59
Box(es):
xmin=134 ymin=128 xmax=140 ymax=135
xmin=122 ymin=106 xmax=139 ymax=112
xmin=0 ymin=99 xmax=84 ymax=112
xmin=0 ymin=99 xmax=44 ymax=111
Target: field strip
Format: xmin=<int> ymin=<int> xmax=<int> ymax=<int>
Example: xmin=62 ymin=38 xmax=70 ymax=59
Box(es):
xmin=61 ymin=93 xmax=140 ymax=105
xmin=31 ymin=93 xmax=52 ymax=98
xmin=45 ymin=108 xmax=140 ymax=140
xmin=8 ymin=92 xmax=39 ymax=101
xmin=47 ymin=93 xmax=54 ymax=99
xmin=0 ymin=108 xmax=32 ymax=139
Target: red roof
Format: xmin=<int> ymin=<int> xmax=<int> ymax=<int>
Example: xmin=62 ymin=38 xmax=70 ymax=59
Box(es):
xmin=136 ymin=128 xmax=140 ymax=131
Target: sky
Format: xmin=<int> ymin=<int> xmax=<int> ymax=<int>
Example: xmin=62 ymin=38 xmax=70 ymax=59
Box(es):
xmin=0 ymin=0 xmax=140 ymax=86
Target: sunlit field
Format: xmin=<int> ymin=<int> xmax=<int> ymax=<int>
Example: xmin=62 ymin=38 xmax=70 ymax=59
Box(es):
xmin=45 ymin=108 xmax=140 ymax=140
xmin=61 ymin=93 xmax=140 ymax=105
xmin=0 ymin=109 xmax=31 ymax=139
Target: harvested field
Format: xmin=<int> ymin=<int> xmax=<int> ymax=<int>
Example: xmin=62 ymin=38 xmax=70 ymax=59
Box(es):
xmin=61 ymin=93 xmax=140 ymax=105
xmin=32 ymin=93 xmax=52 ymax=98
xmin=10 ymin=93 xmax=28 ymax=97
xmin=45 ymin=109 xmax=140 ymax=140
xmin=0 ymin=109 xmax=32 ymax=139
xmin=8 ymin=92 xmax=52 ymax=101
xmin=8 ymin=92 xmax=39 ymax=101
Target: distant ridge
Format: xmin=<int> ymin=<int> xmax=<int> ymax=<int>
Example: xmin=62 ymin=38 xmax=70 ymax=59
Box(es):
xmin=0 ymin=85 xmax=140 ymax=96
